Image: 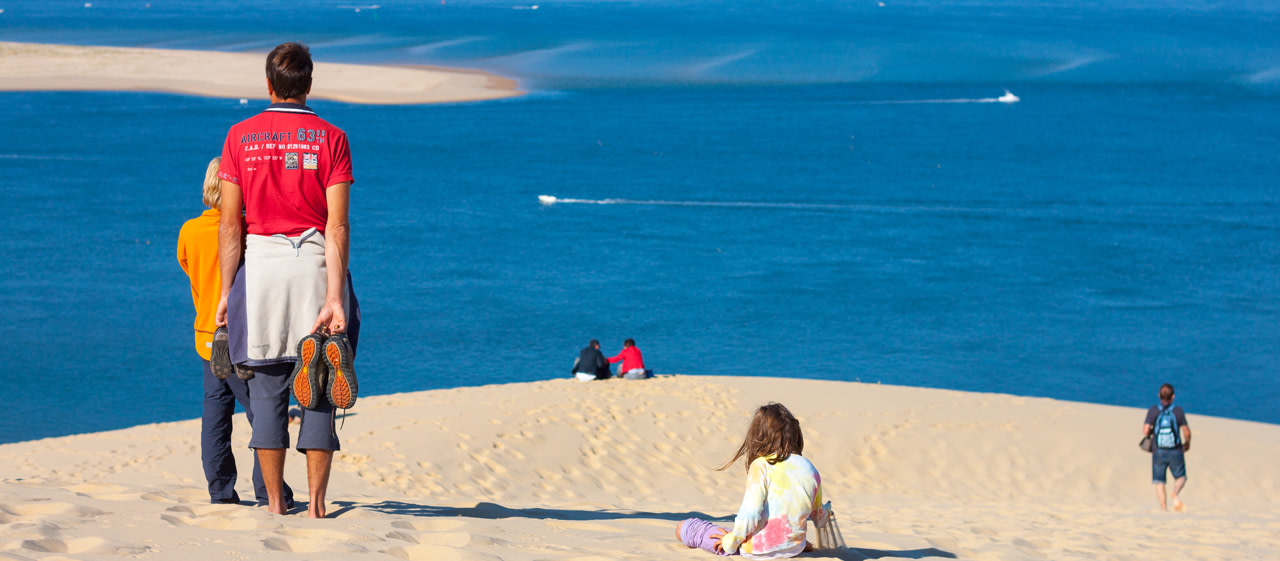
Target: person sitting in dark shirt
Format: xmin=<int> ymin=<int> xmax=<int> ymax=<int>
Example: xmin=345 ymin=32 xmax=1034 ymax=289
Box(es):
xmin=572 ymin=339 xmax=611 ymax=381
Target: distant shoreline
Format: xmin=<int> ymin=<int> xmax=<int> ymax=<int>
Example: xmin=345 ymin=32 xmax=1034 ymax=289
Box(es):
xmin=0 ymin=41 xmax=523 ymax=104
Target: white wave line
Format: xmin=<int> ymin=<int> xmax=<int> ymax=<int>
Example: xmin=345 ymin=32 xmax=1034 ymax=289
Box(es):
xmin=487 ymin=42 xmax=594 ymax=65
xmin=856 ymin=98 xmax=999 ymax=104
xmin=1032 ymin=55 xmax=1103 ymax=77
xmin=1246 ymin=66 xmax=1280 ymax=84
xmin=684 ymin=49 xmax=758 ymax=76
xmin=856 ymin=90 xmax=1018 ymax=105
xmin=0 ymin=154 xmax=88 ymax=160
xmin=538 ymin=195 xmax=1001 ymax=214
xmin=307 ymin=34 xmax=391 ymax=49
xmin=407 ymin=37 xmax=485 ymax=55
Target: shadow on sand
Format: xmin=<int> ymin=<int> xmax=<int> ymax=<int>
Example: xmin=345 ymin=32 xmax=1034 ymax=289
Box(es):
xmin=823 ymin=547 xmax=958 ymax=560
xmin=339 ymin=500 xmax=957 ymax=559
xmin=351 ymin=500 xmax=728 ymax=523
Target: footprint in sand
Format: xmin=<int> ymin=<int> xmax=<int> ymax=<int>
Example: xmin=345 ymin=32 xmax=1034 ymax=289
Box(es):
xmin=140 ymin=492 xmax=179 ymax=503
xmin=534 ymin=468 xmax=566 ymax=484
xmin=468 ymin=451 xmax=509 ymax=476
xmin=161 ymin=513 xmax=261 ymax=531
xmin=516 ymin=543 xmax=576 ymax=553
xmin=1012 ymin=537 xmax=1050 ymax=550
xmin=20 ymin=537 xmax=105 ymax=555
xmin=262 ymin=536 xmax=367 ymax=553
xmin=276 ymin=528 xmax=373 ymax=542
xmin=969 ymin=526 xmax=1000 ymax=537
xmin=161 ymin=505 xmax=263 ymax=531
xmin=63 ymin=483 xmax=141 ymax=502
xmin=391 ymin=519 xmax=469 ymax=532
xmin=381 ymin=543 xmax=500 ymax=561
xmin=153 ymin=487 xmax=211 ymax=503
xmin=545 ymin=520 xmax=626 ymax=533
xmin=0 ymin=503 xmax=103 ymax=520
xmin=263 ymin=526 xmax=373 ymax=553
xmin=386 ymin=531 xmax=494 ymax=548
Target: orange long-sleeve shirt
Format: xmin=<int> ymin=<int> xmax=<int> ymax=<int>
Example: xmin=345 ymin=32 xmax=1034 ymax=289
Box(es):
xmin=177 ymin=208 xmax=221 ymax=361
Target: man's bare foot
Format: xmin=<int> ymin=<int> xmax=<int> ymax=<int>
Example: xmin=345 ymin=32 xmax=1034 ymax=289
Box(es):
xmin=267 ymin=501 xmax=287 ymax=515
xmin=308 ymin=502 xmax=326 ymax=519
xmin=1172 ymin=498 xmax=1185 ymax=512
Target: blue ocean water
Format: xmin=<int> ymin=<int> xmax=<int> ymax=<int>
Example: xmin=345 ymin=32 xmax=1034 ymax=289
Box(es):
xmin=1 ymin=1 xmax=1277 ymax=443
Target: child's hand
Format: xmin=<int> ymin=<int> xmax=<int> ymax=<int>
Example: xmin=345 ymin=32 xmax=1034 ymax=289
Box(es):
xmin=710 ymin=530 xmax=726 ymax=553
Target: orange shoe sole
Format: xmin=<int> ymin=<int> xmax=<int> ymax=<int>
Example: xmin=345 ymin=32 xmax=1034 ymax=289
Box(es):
xmin=291 ymin=334 xmax=326 ymax=410
xmin=324 ymin=336 xmax=358 ymax=409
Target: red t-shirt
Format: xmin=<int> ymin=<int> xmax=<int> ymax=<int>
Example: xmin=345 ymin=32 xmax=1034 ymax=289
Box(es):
xmin=218 ymin=103 xmax=354 ymax=236
xmin=608 ymin=346 xmax=645 ymax=372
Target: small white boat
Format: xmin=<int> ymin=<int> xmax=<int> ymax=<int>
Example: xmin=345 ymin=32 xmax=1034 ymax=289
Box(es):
xmin=538 ymin=195 xmax=558 ymax=205
xmin=997 ymin=90 xmax=1020 ymax=103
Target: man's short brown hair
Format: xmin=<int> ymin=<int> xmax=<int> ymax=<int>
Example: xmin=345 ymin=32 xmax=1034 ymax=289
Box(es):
xmin=1159 ymin=383 xmax=1175 ymax=402
xmin=266 ymin=42 xmax=313 ymax=100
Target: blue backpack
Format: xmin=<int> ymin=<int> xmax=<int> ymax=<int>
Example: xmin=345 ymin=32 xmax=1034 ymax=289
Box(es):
xmin=1154 ymin=405 xmax=1180 ymax=449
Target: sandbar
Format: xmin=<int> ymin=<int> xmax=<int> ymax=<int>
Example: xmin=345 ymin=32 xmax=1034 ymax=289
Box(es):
xmin=0 ymin=41 xmax=522 ymax=104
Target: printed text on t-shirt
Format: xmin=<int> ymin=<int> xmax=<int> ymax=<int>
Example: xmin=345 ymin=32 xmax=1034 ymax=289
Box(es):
xmin=239 ymin=128 xmax=328 ymax=145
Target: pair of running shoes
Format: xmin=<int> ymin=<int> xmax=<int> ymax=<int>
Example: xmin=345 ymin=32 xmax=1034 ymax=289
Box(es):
xmin=210 ymin=327 xmax=358 ymax=410
xmin=291 ymin=330 xmax=358 ymax=411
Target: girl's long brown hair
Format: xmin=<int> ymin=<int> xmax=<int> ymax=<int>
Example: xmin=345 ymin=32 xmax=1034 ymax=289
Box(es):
xmin=717 ymin=403 xmax=804 ymax=473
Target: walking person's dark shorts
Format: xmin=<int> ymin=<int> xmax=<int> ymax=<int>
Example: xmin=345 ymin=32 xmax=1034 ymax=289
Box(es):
xmin=1151 ymin=447 xmax=1186 ymax=483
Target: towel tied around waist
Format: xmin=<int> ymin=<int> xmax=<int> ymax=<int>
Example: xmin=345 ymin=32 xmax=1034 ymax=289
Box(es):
xmin=227 ymin=228 xmax=360 ymax=366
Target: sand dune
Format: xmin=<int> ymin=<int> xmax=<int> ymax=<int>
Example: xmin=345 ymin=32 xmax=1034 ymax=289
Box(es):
xmin=1 ymin=376 xmax=1277 ymax=560
xmin=0 ymin=42 xmax=521 ymax=104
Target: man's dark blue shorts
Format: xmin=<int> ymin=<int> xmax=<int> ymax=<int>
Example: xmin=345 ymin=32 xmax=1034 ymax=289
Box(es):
xmin=1151 ymin=447 xmax=1186 ymax=483
xmin=247 ymin=363 xmax=340 ymax=452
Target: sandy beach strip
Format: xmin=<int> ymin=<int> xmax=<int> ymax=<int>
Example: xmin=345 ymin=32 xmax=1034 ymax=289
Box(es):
xmin=0 ymin=42 xmax=522 ymax=104
xmin=1 ymin=375 xmax=1277 ymax=560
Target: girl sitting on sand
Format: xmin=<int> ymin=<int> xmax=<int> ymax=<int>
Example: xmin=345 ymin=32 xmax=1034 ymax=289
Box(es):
xmin=677 ymin=403 xmax=830 ymax=558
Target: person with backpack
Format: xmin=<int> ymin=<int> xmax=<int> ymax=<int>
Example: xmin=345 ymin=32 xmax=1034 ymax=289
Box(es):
xmin=1142 ymin=383 xmax=1191 ymax=512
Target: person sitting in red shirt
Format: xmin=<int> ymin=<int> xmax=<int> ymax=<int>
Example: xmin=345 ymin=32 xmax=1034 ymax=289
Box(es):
xmin=609 ymin=338 xmax=651 ymax=380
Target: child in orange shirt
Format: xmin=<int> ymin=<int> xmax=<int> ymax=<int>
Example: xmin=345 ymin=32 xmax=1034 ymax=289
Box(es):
xmin=178 ymin=157 xmax=292 ymax=507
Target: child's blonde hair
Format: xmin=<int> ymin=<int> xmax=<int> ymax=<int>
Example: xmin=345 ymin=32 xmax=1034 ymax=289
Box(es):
xmin=717 ymin=402 xmax=805 ymax=473
xmin=202 ymin=157 xmax=222 ymax=209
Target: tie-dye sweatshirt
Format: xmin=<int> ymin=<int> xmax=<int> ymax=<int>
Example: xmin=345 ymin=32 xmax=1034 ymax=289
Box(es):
xmin=721 ymin=454 xmax=828 ymax=559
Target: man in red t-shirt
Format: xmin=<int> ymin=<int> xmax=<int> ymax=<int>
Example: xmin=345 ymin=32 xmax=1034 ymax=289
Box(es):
xmin=214 ymin=42 xmax=355 ymax=519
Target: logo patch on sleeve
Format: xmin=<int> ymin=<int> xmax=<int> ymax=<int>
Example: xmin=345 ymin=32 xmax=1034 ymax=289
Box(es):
xmin=302 ymin=153 xmax=319 ymax=170
xmin=284 ymin=152 xmax=299 ymax=170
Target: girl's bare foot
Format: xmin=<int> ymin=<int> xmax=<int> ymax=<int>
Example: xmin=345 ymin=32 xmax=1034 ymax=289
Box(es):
xmin=676 ymin=520 xmax=686 ymax=545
